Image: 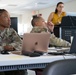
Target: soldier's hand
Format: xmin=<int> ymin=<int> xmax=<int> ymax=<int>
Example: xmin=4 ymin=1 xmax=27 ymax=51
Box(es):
xmin=4 ymin=45 xmax=14 ymax=51
xmin=47 ymin=22 xmax=54 ymax=32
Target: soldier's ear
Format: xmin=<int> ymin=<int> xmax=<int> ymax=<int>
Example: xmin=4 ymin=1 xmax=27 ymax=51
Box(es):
xmin=35 ymin=22 xmax=39 ymax=26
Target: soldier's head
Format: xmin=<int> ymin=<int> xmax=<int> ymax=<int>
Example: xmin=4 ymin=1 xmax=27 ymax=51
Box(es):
xmin=31 ymin=15 xmax=46 ymax=27
xmin=0 ymin=9 xmax=11 ymax=29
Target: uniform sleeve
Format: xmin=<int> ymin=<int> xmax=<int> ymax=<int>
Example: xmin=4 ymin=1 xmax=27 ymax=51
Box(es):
xmin=8 ymin=29 xmax=22 ymax=51
xmin=0 ymin=37 xmax=4 ymax=51
xmin=0 ymin=46 xmax=4 ymax=51
xmin=49 ymin=34 xmax=71 ymax=47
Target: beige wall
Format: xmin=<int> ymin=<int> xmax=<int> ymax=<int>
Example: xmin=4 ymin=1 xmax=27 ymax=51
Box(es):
xmin=10 ymin=0 xmax=76 ymax=33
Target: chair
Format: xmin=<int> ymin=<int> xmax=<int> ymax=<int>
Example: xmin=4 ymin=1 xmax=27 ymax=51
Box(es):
xmin=43 ymin=59 xmax=76 ymax=75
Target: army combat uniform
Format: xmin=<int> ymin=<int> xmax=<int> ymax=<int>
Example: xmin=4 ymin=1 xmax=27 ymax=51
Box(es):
xmin=0 ymin=28 xmax=22 ymax=51
xmin=0 ymin=28 xmax=27 ymax=75
xmin=31 ymin=26 xmax=71 ymax=47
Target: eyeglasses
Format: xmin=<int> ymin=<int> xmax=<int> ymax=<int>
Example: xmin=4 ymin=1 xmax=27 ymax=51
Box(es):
xmin=59 ymin=5 xmax=64 ymax=8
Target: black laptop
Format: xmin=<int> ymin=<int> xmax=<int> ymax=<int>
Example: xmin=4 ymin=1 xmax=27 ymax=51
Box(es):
xmin=61 ymin=16 xmax=76 ymax=27
xmin=69 ymin=34 xmax=76 ymax=54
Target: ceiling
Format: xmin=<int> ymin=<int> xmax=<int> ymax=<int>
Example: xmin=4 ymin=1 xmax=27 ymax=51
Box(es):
xmin=0 ymin=0 xmax=72 ymax=14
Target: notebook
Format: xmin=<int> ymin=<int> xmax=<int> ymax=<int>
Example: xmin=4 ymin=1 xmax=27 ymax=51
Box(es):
xmin=22 ymin=33 xmax=50 ymax=56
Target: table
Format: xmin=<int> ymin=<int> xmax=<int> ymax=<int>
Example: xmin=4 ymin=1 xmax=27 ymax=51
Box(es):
xmin=0 ymin=54 xmax=76 ymax=72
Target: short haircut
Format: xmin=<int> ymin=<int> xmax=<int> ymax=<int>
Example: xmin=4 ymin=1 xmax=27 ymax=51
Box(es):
xmin=0 ymin=9 xmax=7 ymax=16
xmin=31 ymin=15 xmax=41 ymax=27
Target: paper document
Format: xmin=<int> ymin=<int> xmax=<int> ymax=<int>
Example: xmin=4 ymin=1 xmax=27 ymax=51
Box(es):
xmin=48 ymin=47 xmax=70 ymax=53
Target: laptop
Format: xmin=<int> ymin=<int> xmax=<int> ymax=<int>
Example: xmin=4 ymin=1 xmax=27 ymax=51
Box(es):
xmin=69 ymin=33 xmax=76 ymax=54
xmin=22 ymin=33 xmax=50 ymax=56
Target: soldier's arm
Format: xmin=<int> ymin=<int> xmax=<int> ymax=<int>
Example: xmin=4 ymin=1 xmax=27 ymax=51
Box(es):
xmin=8 ymin=28 xmax=22 ymax=51
xmin=49 ymin=34 xmax=71 ymax=47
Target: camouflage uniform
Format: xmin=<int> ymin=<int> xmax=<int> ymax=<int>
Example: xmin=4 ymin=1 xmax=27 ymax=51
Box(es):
xmin=0 ymin=28 xmax=22 ymax=51
xmin=0 ymin=28 xmax=27 ymax=75
xmin=31 ymin=26 xmax=71 ymax=47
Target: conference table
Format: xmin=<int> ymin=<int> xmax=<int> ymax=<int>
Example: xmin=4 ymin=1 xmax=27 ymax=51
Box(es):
xmin=0 ymin=53 xmax=76 ymax=72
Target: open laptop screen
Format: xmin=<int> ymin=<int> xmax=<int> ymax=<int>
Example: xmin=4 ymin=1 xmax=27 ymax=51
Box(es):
xmin=69 ymin=34 xmax=76 ymax=54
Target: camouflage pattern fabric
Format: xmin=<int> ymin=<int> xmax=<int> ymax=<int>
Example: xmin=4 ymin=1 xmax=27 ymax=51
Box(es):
xmin=31 ymin=26 xmax=71 ymax=47
xmin=0 ymin=28 xmax=27 ymax=75
xmin=0 ymin=28 xmax=22 ymax=51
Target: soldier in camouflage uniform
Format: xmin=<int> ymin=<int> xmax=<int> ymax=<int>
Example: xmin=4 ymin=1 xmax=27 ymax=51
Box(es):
xmin=31 ymin=15 xmax=71 ymax=47
xmin=0 ymin=9 xmax=27 ymax=75
xmin=31 ymin=15 xmax=71 ymax=75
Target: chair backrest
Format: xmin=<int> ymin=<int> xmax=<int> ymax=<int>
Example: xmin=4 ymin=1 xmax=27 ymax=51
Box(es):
xmin=43 ymin=59 xmax=76 ymax=75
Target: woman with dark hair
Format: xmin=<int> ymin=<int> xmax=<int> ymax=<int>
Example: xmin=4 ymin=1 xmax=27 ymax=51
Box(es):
xmin=47 ymin=2 xmax=66 ymax=37
xmin=48 ymin=2 xmax=66 ymax=25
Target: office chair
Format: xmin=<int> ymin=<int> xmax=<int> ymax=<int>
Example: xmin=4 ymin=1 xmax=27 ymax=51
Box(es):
xmin=43 ymin=59 xmax=76 ymax=75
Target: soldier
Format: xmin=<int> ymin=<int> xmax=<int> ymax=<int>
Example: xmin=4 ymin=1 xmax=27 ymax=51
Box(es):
xmin=0 ymin=9 xmax=27 ymax=75
xmin=31 ymin=15 xmax=71 ymax=47
xmin=31 ymin=15 xmax=71 ymax=75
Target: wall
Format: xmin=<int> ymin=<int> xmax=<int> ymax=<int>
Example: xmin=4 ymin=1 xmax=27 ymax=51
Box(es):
xmin=10 ymin=0 xmax=76 ymax=34
xmin=39 ymin=0 xmax=76 ymax=21
xmin=21 ymin=11 xmax=32 ymax=33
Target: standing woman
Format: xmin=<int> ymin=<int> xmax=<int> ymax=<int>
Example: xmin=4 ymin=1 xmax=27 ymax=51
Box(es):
xmin=47 ymin=2 xmax=66 ymax=37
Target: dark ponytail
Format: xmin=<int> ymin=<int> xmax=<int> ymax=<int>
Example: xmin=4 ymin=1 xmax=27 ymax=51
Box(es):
xmin=55 ymin=2 xmax=64 ymax=14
